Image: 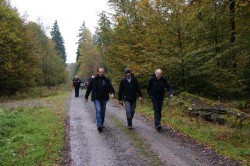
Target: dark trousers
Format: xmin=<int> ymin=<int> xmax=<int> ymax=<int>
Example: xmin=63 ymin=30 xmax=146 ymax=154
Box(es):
xmin=151 ymin=97 xmax=163 ymax=127
xmin=75 ymin=87 xmax=80 ymax=97
xmin=125 ymin=100 xmax=136 ymax=126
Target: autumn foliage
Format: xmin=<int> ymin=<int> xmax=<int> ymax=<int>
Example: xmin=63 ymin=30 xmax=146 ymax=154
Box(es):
xmin=0 ymin=0 xmax=67 ymax=95
xmin=94 ymin=0 xmax=250 ymax=98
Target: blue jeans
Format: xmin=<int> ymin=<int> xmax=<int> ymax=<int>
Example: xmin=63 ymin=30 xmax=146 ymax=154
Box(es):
xmin=152 ymin=97 xmax=163 ymax=127
xmin=94 ymin=99 xmax=107 ymax=127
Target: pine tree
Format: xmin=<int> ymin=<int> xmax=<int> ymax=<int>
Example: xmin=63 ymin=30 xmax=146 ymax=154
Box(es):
xmin=0 ymin=0 xmax=67 ymax=95
xmin=50 ymin=20 xmax=67 ymax=63
xmin=26 ymin=22 xmax=66 ymax=86
xmin=76 ymin=25 xmax=102 ymax=77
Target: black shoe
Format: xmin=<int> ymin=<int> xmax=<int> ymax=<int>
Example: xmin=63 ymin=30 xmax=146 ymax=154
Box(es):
xmin=127 ymin=118 xmax=132 ymax=127
xmin=128 ymin=125 xmax=132 ymax=130
xmin=98 ymin=127 xmax=103 ymax=132
xmin=156 ymin=125 xmax=162 ymax=131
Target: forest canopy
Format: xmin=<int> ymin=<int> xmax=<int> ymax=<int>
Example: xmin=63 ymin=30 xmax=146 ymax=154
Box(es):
xmin=90 ymin=0 xmax=250 ymax=98
xmin=0 ymin=0 xmax=67 ymax=95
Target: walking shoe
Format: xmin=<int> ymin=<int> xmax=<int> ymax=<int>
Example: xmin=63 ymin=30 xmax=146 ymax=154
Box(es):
xmin=128 ymin=125 xmax=132 ymax=130
xmin=156 ymin=125 xmax=162 ymax=131
xmin=97 ymin=127 xmax=103 ymax=132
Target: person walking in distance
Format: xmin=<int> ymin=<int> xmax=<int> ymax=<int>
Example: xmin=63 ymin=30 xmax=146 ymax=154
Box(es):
xmin=147 ymin=69 xmax=173 ymax=130
xmin=85 ymin=67 xmax=115 ymax=132
xmin=80 ymin=76 xmax=85 ymax=89
xmin=72 ymin=75 xmax=81 ymax=97
xmin=118 ymin=68 xmax=142 ymax=129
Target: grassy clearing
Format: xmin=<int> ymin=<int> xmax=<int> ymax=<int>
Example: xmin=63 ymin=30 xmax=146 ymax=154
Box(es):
xmin=110 ymin=116 xmax=162 ymax=166
xmin=137 ymin=96 xmax=250 ymax=165
xmin=0 ymin=91 xmax=69 ymax=165
xmin=0 ymin=84 xmax=71 ymax=102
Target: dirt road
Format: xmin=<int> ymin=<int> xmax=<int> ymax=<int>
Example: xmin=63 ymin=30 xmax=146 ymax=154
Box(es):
xmin=68 ymin=91 xmax=240 ymax=166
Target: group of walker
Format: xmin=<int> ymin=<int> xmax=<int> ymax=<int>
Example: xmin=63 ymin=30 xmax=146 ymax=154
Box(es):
xmin=73 ymin=67 xmax=173 ymax=132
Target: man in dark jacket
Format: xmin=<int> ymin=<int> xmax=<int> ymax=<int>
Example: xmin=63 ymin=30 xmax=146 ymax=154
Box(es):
xmin=147 ymin=69 xmax=173 ymax=130
xmin=85 ymin=67 xmax=115 ymax=132
xmin=72 ymin=75 xmax=81 ymax=97
xmin=118 ymin=68 xmax=142 ymax=129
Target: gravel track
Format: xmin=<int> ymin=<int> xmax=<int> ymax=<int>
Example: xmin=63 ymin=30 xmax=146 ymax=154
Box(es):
xmin=0 ymin=91 xmax=240 ymax=166
xmin=67 ymin=91 xmax=240 ymax=166
xmin=68 ymin=91 xmax=162 ymax=166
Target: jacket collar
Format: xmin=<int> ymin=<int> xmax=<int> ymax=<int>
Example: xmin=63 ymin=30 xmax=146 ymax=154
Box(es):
xmin=96 ymin=75 xmax=106 ymax=79
xmin=153 ymin=76 xmax=162 ymax=81
xmin=124 ymin=75 xmax=135 ymax=80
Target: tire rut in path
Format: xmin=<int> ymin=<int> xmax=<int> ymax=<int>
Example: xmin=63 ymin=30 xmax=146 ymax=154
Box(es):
xmin=68 ymin=91 xmax=161 ymax=166
xmin=105 ymin=100 xmax=240 ymax=166
xmin=68 ymin=91 xmax=115 ymax=166
xmin=68 ymin=91 xmax=240 ymax=166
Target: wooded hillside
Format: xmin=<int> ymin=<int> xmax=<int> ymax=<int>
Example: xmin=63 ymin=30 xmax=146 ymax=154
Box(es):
xmin=0 ymin=0 xmax=67 ymax=95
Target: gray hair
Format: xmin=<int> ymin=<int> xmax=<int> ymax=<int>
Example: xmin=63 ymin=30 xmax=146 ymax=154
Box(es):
xmin=97 ymin=67 xmax=105 ymax=72
xmin=155 ymin=69 xmax=162 ymax=74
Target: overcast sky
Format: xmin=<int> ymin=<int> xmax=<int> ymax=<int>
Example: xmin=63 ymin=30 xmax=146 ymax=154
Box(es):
xmin=10 ymin=0 xmax=110 ymax=63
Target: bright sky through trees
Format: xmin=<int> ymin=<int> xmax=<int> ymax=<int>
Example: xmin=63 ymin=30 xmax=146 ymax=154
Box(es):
xmin=10 ymin=0 xmax=109 ymax=63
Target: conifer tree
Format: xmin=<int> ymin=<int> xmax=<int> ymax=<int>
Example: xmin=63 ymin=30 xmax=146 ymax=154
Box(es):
xmin=26 ymin=22 xmax=66 ymax=86
xmin=76 ymin=24 xmax=102 ymax=77
xmin=50 ymin=20 xmax=67 ymax=63
xmin=0 ymin=0 xmax=67 ymax=95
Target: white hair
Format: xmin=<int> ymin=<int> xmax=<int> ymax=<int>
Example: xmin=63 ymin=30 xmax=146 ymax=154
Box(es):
xmin=155 ymin=69 xmax=162 ymax=74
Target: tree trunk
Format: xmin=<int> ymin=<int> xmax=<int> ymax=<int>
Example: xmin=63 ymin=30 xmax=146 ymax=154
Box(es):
xmin=177 ymin=27 xmax=185 ymax=88
xmin=229 ymin=0 xmax=236 ymax=71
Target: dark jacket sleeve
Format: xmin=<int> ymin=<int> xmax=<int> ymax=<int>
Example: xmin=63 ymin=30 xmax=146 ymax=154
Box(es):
xmin=107 ymin=78 xmax=115 ymax=94
xmin=85 ymin=79 xmax=93 ymax=99
xmin=164 ymin=78 xmax=173 ymax=94
xmin=147 ymin=78 xmax=152 ymax=98
xmin=135 ymin=77 xmax=142 ymax=97
xmin=118 ymin=79 xmax=124 ymax=101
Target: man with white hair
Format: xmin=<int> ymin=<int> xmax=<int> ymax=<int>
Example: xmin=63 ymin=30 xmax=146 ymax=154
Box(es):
xmin=147 ymin=69 xmax=173 ymax=130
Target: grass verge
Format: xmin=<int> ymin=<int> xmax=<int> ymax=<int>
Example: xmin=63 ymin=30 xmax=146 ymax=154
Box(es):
xmin=137 ymin=96 xmax=250 ymax=165
xmin=0 ymin=91 xmax=69 ymax=165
